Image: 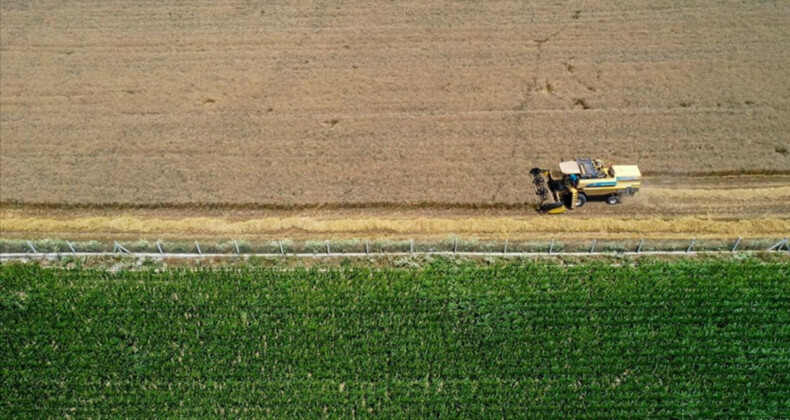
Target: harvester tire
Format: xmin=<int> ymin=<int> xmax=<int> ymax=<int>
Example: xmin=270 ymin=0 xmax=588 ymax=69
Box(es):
xmin=575 ymin=193 xmax=587 ymax=208
xmin=606 ymin=195 xmax=620 ymax=205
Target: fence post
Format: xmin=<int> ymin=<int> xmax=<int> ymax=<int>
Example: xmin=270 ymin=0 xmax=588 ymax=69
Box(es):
xmin=590 ymin=239 xmax=597 ymax=254
xmin=365 ymin=240 xmax=369 ymax=254
xmin=156 ymin=241 xmax=164 ymax=255
xmin=503 ymin=240 xmax=508 ymax=254
xmin=195 ymin=241 xmax=202 ymax=255
xmin=26 ymin=241 xmax=37 ymax=254
xmin=687 ymin=238 xmax=696 ymax=253
xmin=114 ymin=241 xmax=130 ymax=254
xmin=278 ymin=241 xmax=284 ymax=255
xmin=67 ymin=241 xmax=77 ymax=254
xmin=453 ymin=238 xmax=458 ymax=253
xmin=768 ymin=238 xmax=788 ymax=251
xmin=410 ymin=239 xmax=414 ymax=254
xmin=637 ymin=239 xmax=644 ymax=253
xmin=549 ymin=239 xmax=554 ymax=255
xmin=234 ymin=240 xmax=240 ymax=255
xmin=326 ymin=240 xmax=331 ymax=254
xmin=731 ymin=237 xmax=742 ymax=252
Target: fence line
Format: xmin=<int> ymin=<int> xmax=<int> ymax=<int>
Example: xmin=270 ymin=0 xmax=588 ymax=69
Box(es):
xmin=1 ymin=237 xmax=787 ymax=260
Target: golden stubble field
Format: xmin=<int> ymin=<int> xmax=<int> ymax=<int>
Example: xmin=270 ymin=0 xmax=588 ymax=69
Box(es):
xmin=1 ymin=0 xmax=789 ymax=208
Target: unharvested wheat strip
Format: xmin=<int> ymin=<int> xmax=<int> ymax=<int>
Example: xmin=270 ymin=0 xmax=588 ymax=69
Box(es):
xmin=1 ymin=216 xmax=787 ymax=239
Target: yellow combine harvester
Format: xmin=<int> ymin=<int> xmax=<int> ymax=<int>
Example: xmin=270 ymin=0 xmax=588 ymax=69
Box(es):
xmin=530 ymin=158 xmax=641 ymax=214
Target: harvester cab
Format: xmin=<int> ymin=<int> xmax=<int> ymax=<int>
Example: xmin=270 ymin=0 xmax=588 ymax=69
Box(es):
xmin=530 ymin=158 xmax=641 ymax=214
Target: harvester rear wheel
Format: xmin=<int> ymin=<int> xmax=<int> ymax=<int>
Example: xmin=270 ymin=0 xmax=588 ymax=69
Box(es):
xmin=606 ymin=195 xmax=620 ymax=205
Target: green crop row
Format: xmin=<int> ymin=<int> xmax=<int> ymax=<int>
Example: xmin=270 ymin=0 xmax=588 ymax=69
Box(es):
xmin=1 ymin=260 xmax=788 ymax=417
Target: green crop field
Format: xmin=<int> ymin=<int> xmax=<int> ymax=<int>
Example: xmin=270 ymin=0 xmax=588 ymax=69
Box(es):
xmin=2 ymin=260 xmax=789 ymax=417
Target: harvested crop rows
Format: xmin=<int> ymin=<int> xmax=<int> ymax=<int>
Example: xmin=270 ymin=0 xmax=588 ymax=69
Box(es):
xmin=2 ymin=261 xmax=789 ymax=417
xmin=2 ymin=1 xmax=789 ymax=208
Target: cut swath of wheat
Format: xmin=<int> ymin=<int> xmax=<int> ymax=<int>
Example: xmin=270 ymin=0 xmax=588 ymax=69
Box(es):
xmin=2 ymin=215 xmax=786 ymax=240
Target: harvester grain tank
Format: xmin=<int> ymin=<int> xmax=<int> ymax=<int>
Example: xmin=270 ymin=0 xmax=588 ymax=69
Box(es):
xmin=530 ymin=158 xmax=641 ymax=214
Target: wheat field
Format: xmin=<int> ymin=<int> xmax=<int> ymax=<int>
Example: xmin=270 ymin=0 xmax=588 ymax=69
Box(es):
xmin=1 ymin=0 xmax=789 ymax=208
xmin=2 ymin=175 xmax=788 ymax=239
xmin=1 ymin=214 xmax=787 ymax=241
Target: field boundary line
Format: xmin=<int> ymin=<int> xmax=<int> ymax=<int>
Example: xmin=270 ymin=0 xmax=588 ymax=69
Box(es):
xmin=1 ymin=250 xmax=788 ymax=261
xmin=3 ymin=237 xmax=787 ymax=260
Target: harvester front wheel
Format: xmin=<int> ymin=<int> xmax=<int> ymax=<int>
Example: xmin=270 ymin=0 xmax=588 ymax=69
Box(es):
xmin=606 ymin=195 xmax=620 ymax=205
xmin=575 ymin=193 xmax=587 ymax=208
